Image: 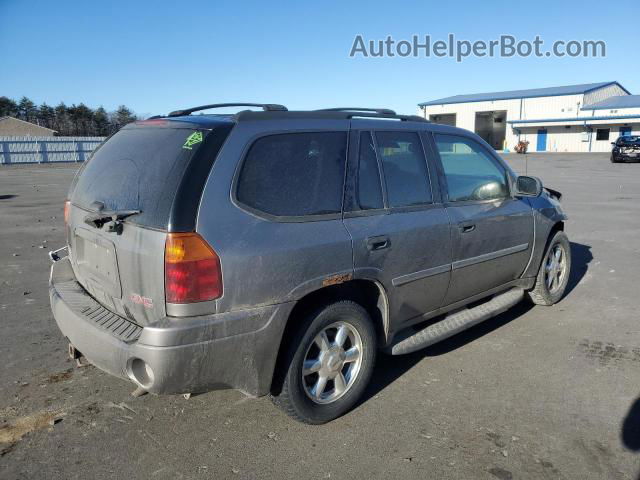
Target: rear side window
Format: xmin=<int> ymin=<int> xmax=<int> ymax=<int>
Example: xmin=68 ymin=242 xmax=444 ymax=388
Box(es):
xmin=236 ymin=132 xmax=347 ymax=217
xmin=375 ymin=131 xmax=432 ymax=207
xmin=356 ymin=132 xmax=384 ymax=210
xmin=71 ymin=127 xmax=216 ymax=228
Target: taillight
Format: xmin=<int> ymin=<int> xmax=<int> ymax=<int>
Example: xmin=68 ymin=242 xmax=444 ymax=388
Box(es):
xmin=164 ymin=233 xmax=222 ymax=304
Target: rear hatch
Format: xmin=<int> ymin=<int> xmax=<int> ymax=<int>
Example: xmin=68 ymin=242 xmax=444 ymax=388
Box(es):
xmin=66 ymin=119 xmax=232 ymax=326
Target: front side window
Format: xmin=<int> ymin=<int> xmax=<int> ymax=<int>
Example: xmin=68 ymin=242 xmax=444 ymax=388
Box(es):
xmin=434 ymin=134 xmax=508 ymax=202
xmin=236 ymin=132 xmax=347 ymax=217
xmin=375 ymin=131 xmax=432 ymax=207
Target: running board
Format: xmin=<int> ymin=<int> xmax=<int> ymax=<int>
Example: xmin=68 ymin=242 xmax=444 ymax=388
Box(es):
xmin=387 ymin=288 xmax=525 ymax=356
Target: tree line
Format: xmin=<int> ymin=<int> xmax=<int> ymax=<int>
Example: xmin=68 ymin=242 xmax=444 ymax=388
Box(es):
xmin=0 ymin=96 xmax=138 ymax=136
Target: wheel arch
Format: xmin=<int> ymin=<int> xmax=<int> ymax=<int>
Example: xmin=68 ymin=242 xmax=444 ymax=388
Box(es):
xmin=269 ymin=279 xmax=389 ymax=395
xmin=523 ymin=212 xmax=567 ymax=279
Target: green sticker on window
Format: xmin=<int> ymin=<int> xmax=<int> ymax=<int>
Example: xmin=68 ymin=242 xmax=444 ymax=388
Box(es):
xmin=183 ymin=131 xmax=203 ymax=150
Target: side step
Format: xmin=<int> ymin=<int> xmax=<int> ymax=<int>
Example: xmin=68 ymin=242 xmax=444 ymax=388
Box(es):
xmin=387 ymin=288 xmax=525 ymax=356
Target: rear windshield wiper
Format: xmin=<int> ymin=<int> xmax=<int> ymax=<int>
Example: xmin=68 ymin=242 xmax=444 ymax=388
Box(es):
xmin=84 ymin=209 xmax=141 ymax=232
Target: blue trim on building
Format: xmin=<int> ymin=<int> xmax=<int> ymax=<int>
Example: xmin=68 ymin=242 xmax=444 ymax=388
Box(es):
xmin=418 ymin=81 xmax=628 ymax=107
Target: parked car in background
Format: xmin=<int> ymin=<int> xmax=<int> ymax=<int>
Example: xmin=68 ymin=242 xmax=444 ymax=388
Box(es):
xmin=49 ymin=104 xmax=571 ymax=424
xmin=611 ymin=135 xmax=640 ymax=163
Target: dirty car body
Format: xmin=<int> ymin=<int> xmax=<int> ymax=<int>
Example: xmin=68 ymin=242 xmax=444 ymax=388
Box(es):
xmin=49 ymin=104 xmax=569 ymax=422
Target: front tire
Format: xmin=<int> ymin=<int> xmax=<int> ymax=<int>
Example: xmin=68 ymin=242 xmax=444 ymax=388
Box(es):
xmin=271 ymin=301 xmax=377 ymax=424
xmin=527 ymin=230 xmax=572 ymax=306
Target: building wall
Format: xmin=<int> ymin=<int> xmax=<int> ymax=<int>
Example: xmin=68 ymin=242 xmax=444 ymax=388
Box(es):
xmin=419 ymin=84 xmax=637 ymax=153
xmin=422 ymin=98 xmax=521 ymax=150
xmin=584 ymin=106 xmax=640 ymax=117
xmin=521 ymin=94 xmax=584 ymax=120
xmin=0 ymin=117 xmax=56 ymax=136
xmin=517 ymin=124 xmax=639 ymax=153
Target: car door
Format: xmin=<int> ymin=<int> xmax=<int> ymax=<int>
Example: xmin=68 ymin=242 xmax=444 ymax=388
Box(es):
xmin=429 ymin=132 xmax=534 ymax=306
xmin=342 ymin=122 xmax=452 ymax=330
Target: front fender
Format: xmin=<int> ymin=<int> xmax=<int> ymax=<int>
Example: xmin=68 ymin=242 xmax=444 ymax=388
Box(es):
xmin=522 ymin=193 xmax=568 ymax=278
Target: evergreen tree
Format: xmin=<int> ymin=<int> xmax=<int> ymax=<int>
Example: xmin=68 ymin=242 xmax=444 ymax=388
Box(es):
xmin=0 ymin=96 xmax=139 ymax=136
xmin=17 ymin=96 xmax=37 ymax=122
xmin=54 ymin=103 xmax=71 ymax=135
xmin=38 ymin=103 xmax=56 ymax=130
xmin=115 ymin=105 xmax=136 ymax=128
xmin=93 ymin=107 xmax=110 ymax=136
xmin=0 ymin=96 xmax=19 ymax=117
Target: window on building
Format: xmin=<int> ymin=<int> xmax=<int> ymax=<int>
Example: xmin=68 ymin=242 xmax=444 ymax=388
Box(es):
xmin=236 ymin=132 xmax=347 ymax=217
xmin=596 ymin=128 xmax=610 ymax=141
xmin=434 ymin=134 xmax=508 ymax=202
xmin=374 ymin=131 xmax=432 ymax=207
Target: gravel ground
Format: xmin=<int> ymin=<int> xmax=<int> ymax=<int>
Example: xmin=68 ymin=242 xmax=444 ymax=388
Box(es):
xmin=0 ymin=154 xmax=639 ymax=479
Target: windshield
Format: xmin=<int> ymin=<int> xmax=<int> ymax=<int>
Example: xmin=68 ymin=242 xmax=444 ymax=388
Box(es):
xmin=618 ymin=136 xmax=640 ymax=145
xmin=71 ymin=126 xmax=210 ymax=229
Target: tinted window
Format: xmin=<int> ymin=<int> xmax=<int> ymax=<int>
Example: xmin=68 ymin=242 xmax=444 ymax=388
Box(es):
xmin=618 ymin=136 xmax=640 ymax=145
xmin=72 ymin=126 xmax=215 ymax=228
xmin=375 ymin=131 xmax=432 ymax=207
xmin=356 ymin=132 xmax=383 ymax=210
xmin=237 ymin=132 xmax=347 ymax=217
xmin=434 ymin=134 xmax=508 ymax=202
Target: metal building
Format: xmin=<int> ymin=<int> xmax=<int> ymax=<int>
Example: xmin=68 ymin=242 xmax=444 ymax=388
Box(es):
xmin=0 ymin=116 xmax=57 ymax=137
xmin=418 ymin=81 xmax=640 ymax=153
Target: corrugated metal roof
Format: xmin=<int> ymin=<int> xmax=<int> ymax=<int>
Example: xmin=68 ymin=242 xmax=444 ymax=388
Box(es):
xmin=418 ymin=81 xmax=628 ymax=107
xmin=582 ymin=95 xmax=640 ymax=110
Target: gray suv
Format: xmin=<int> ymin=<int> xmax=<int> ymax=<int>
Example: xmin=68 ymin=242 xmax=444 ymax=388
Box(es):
xmin=49 ymin=104 xmax=571 ymax=424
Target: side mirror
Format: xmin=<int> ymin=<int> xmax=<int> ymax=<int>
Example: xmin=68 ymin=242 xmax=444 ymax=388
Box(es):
xmin=515 ymin=175 xmax=542 ymax=197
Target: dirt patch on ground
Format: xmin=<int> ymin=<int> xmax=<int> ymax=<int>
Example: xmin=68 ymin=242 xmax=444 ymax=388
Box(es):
xmin=46 ymin=368 xmax=73 ymax=384
xmin=0 ymin=409 xmax=64 ymax=445
xmin=578 ymin=339 xmax=640 ymax=366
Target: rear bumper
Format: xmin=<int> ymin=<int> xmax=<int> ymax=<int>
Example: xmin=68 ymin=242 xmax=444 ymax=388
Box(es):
xmin=49 ymin=257 xmax=294 ymax=396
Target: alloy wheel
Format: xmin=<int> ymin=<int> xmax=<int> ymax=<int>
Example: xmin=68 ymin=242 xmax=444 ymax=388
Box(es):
xmin=301 ymin=321 xmax=363 ymax=404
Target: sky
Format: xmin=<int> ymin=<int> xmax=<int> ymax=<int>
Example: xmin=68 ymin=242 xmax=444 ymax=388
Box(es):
xmin=1 ymin=0 xmax=639 ymax=118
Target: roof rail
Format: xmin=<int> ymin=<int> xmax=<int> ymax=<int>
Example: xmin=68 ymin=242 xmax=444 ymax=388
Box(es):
xmin=168 ymin=103 xmax=288 ymax=117
xmin=317 ymin=107 xmax=397 ymax=115
xmin=234 ymin=110 xmax=429 ymax=123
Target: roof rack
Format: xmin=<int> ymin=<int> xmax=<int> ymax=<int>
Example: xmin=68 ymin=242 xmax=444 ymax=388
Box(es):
xmin=317 ymin=107 xmax=397 ymax=115
xmin=233 ymin=110 xmax=428 ymax=123
xmin=168 ymin=103 xmax=288 ymax=117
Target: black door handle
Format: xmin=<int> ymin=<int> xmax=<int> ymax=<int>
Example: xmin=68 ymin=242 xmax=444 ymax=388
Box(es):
xmin=460 ymin=224 xmax=476 ymax=233
xmin=367 ymin=235 xmax=390 ymax=251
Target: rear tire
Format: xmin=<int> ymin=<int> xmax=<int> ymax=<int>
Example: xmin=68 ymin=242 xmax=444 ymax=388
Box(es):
xmin=527 ymin=230 xmax=571 ymax=306
xmin=271 ymin=301 xmax=376 ymax=424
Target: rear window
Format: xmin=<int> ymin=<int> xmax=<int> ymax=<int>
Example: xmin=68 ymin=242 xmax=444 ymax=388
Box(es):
xmin=236 ymin=132 xmax=347 ymax=217
xmin=71 ymin=127 xmax=212 ymax=228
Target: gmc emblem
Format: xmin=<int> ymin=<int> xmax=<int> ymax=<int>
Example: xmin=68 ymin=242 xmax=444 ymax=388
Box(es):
xmin=130 ymin=293 xmax=153 ymax=309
